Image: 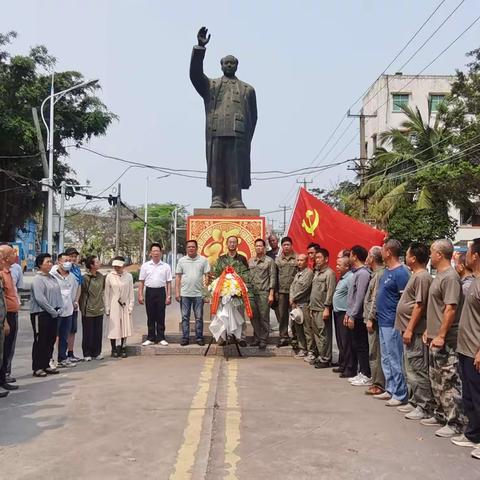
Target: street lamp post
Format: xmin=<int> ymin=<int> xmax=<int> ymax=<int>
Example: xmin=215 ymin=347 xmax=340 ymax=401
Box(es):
xmin=40 ymin=73 xmax=98 ymax=254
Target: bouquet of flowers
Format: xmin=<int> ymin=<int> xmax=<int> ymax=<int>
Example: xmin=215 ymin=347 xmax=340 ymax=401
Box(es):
xmin=209 ymin=266 xmax=253 ymax=341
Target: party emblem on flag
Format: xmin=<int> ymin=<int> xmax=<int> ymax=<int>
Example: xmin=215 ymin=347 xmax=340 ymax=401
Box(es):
xmin=302 ymin=209 xmax=320 ymax=236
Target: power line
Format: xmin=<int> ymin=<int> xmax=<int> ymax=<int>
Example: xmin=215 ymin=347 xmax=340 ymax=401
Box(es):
xmin=361 ymin=0 xmax=466 ymax=113
xmin=348 ymin=0 xmax=448 ymax=111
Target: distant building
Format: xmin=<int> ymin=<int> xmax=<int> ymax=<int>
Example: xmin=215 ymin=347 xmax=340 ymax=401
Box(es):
xmin=362 ymin=73 xmax=480 ymax=245
xmin=362 ymin=73 xmax=454 ymax=158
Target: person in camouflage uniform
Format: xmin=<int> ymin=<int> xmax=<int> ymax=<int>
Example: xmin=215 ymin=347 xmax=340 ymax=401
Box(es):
xmin=424 ymin=239 xmax=466 ymax=437
xmin=289 ymin=254 xmax=313 ymax=358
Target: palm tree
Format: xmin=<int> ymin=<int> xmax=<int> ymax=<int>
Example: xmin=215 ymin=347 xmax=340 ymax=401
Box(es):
xmin=360 ymin=105 xmax=449 ymax=226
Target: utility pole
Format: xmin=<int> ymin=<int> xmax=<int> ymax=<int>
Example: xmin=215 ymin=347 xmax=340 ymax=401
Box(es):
xmin=347 ymin=108 xmax=376 ymax=218
xmin=142 ymin=177 xmax=149 ymax=264
xmin=59 ymin=181 xmax=66 ymax=252
xmin=32 ymin=107 xmax=49 ymax=252
xmin=115 ymin=183 xmax=121 ymax=255
xmin=296 ymin=178 xmax=313 ymax=191
xmin=278 ymin=204 xmax=291 ymax=235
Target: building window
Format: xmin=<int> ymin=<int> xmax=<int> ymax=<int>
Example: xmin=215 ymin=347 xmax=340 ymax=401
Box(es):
xmin=460 ymin=203 xmax=480 ymax=226
xmin=392 ymin=93 xmax=409 ymax=112
xmin=430 ymin=94 xmax=445 ymax=113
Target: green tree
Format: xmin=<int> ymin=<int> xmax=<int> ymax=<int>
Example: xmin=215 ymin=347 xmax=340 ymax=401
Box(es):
xmin=0 ymin=31 xmax=116 ymax=240
xmin=130 ymin=203 xmax=188 ymax=253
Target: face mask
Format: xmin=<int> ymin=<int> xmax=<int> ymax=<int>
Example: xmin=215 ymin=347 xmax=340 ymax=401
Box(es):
xmin=62 ymin=262 xmax=72 ymax=271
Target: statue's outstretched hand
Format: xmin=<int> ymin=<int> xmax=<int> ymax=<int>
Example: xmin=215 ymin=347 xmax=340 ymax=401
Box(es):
xmin=197 ymin=26 xmax=211 ymax=47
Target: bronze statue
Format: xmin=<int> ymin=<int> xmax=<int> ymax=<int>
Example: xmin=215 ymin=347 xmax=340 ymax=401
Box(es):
xmin=190 ymin=27 xmax=257 ymax=209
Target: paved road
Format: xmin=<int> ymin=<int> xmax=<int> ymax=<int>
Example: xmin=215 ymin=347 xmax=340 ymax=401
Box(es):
xmin=0 ymin=305 xmax=479 ymax=479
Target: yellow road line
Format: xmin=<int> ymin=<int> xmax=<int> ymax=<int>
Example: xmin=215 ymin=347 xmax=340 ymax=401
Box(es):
xmin=225 ymin=360 xmax=241 ymax=480
xmin=169 ymin=357 xmax=215 ymax=480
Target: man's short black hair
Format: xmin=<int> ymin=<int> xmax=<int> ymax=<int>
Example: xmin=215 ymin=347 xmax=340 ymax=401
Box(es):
xmin=186 ymin=239 xmax=198 ymax=248
xmin=255 ymin=238 xmax=266 ymax=247
xmin=85 ymin=255 xmax=97 ymax=270
xmin=350 ymin=245 xmax=368 ymax=262
xmin=317 ymin=248 xmax=330 ymax=259
xmin=471 ymin=238 xmax=480 ymax=256
xmin=64 ymin=247 xmax=79 ymax=256
xmin=307 ymin=242 xmax=321 ymax=252
xmin=408 ymin=242 xmax=429 ymax=265
xmin=281 ymin=236 xmax=292 ymax=245
xmin=149 ymin=242 xmax=162 ymax=251
xmin=35 ymin=253 xmax=51 ymax=269
xmin=57 ymin=252 xmax=69 ymax=260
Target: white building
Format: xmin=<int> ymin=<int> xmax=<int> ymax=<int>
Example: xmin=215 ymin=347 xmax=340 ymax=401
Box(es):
xmin=362 ymin=73 xmax=480 ymax=245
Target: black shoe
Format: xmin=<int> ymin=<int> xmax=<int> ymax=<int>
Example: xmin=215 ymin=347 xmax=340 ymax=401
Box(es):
xmin=1 ymin=382 xmax=19 ymax=391
xmin=332 ymin=367 xmax=343 ymax=373
xmin=0 ymin=391 xmax=9 ymax=398
xmin=5 ymin=376 xmax=16 ymax=383
xmin=314 ymin=362 xmax=330 ymax=369
xmin=196 ymin=339 xmax=205 ymax=346
xmin=259 ymin=342 xmax=267 ymax=350
xmin=339 ymin=372 xmax=356 ymax=378
xmin=276 ymin=339 xmax=290 ymax=348
xmin=180 ymin=339 xmax=189 ymax=346
xmin=330 ymin=362 xmax=339 ymax=368
xmin=44 ymin=368 xmax=60 ymax=375
xmin=111 ymin=348 xmax=118 ymax=358
xmin=121 ymin=347 xmax=127 ymax=358
xmin=238 ymin=340 xmax=248 ymax=347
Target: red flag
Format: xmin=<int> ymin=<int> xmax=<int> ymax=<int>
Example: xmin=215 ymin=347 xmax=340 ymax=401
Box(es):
xmin=287 ymin=188 xmax=387 ymax=268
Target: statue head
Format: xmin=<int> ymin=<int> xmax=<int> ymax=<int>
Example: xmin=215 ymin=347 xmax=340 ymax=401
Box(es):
xmin=220 ymin=55 xmax=238 ymax=78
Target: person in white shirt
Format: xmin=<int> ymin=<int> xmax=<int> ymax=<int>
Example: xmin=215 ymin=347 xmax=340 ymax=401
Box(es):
xmin=138 ymin=243 xmax=172 ymax=346
xmin=51 ymin=253 xmax=79 ymax=368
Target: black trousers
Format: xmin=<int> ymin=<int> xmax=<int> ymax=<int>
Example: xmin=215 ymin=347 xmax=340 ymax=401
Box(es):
xmin=352 ymin=318 xmax=371 ymax=377
xmin=82 ymin=315 xmax=103 ymax=358
xmin=31 ymin=312 xmax=58 ymax=372
xmin=145 ymin=287 xmax=166 ymax=342
xmin=334 ymin=311 xmax=347 ymax=371
xmin=459 ymin=353 xmax=480 ymax=443
xmin=1 ymin=312 xmax=18 ymax=379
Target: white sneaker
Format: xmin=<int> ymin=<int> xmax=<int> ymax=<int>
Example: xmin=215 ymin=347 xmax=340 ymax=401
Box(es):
xmin=405 ymin=406 xmax=427 ymax=420
xmin=397 ymin=403 xmax=415 ymax=413
xmin=142 ymin=340 xmax=154 ymax=346
xmin=420 ymin=416 xmax=441 ymax=426
xmin=58 ymin=360 xmax=76 ymax=368
xmin=435 ymin=425 xmax=461 ymax=438
xmin=159 ymin=340 xmax=169 ymax=346
xmin=385 ymin=398 xmax=405 ymax=407
xmin=49 ymin=358 xmax=57 ymax=369
xmin=84 ymin=356 xmax=92 ymax=362
xmin=94 ymin=354 xmax=104 ymax=360
xmin=350 ymin=375 xmax=373 ymax=387
xmin=348 ymin=374 xmax=362 ymax=384
xmin=373 ymin=391 xmax=392 ymax=400
xmin=295 ymin=350 xmax=306 ymax=359
xmin=304 ymin=353 xmax=315 ymax=363
xmin=451 ymin=434 xmax=480 ymax=448
xmin=472 ymin=448 xmax=480 ymax=459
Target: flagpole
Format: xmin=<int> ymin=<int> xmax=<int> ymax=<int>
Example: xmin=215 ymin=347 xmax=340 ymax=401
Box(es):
xmin=284 ymin=186 xmax=302 ymax=238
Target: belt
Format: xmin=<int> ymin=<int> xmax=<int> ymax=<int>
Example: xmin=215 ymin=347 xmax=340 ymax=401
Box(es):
xmin=145 ymin=286 xmax=166 ymax=290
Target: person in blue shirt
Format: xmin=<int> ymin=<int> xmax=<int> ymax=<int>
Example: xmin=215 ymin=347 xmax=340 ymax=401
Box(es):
xmin=375 ymin=239 xmax=411 ymax=406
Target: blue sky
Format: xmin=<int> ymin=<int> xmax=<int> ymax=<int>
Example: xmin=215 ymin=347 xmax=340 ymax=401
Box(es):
xmin=4 ymin=0 xmax=480 ymax=230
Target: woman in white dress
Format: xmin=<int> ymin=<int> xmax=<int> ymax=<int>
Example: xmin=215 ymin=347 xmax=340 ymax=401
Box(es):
xmin=104 ymin=256 xmax=134 ymax=358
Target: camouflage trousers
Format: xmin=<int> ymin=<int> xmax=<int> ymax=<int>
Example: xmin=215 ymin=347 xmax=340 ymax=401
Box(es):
xmin=404 ymin=333 xmax=434 ymax=414
xmin=429 ymin=343 xmax=466 ymax=428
